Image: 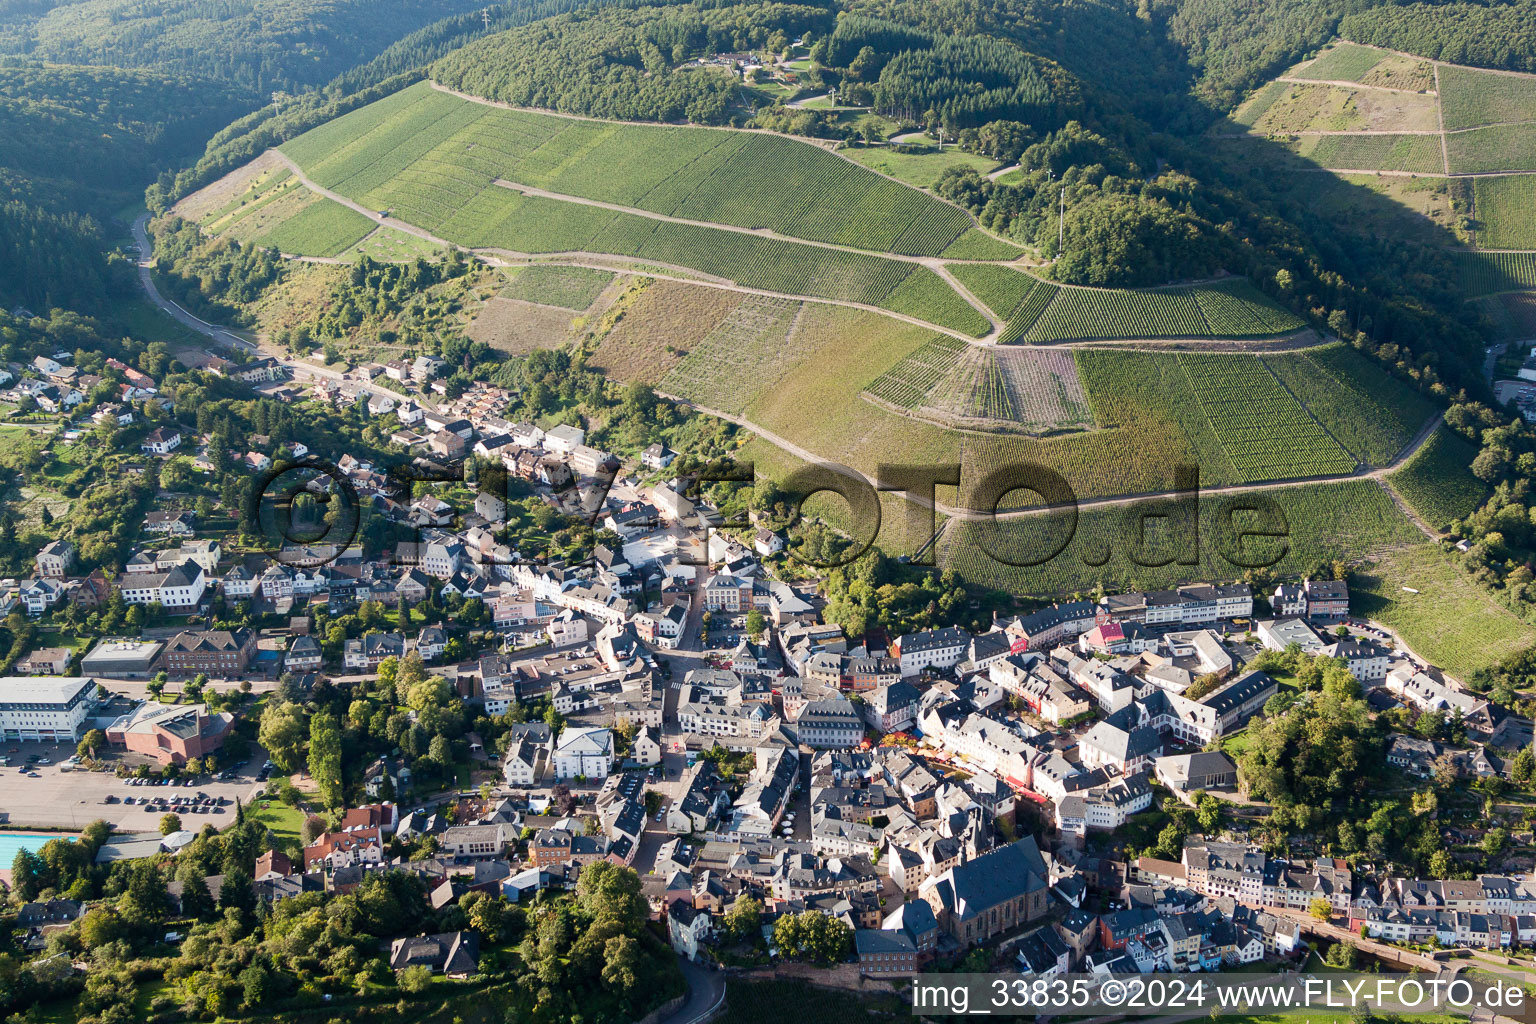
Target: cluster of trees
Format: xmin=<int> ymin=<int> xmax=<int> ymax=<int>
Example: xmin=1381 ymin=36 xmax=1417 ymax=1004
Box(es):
xmin=934 ymin=134 xmax=1241 ymax=286
xmin=0 ymin=62 xmax=244 ymax=313
xmin=509 ymin=862 xmax=685 ymax=1022
xmin=1228 ymin=648 xmax=1462 ymax=875
xmin=271 ymin=251 xmax=474 ymax=359
xmin=817 ymin=14 xmax=1078 ymax=131
xmin=432 ymin=1 xmax=831 ymax=125
xmin=771 ymin=909 xmax=853 ymax=964
xmin=1340 ymin=1 xmax=1536 ymax=74
xmin=257 ymin=649 xmax=473 ymax=809
xmin=148 ymin=216 xmax=285 ymax=324
xmin=1238 ymin=650 xmax=1384 ymax=810
xmin=819 ymin=548 xmax=1006 ymax=639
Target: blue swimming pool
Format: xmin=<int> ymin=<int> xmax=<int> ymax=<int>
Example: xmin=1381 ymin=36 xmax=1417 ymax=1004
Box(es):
xmin=0 ymin=831 xmax=75 ymax=863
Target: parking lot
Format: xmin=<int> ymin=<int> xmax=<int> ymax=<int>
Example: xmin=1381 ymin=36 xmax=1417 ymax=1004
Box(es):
xmin=0 ymin=740 xmax=268 ymax=831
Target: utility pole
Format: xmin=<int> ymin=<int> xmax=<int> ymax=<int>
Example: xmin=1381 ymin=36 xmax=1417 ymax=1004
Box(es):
xmin=1058 ymin=186 xmax=1066 ymax=253
xmin=481 ymin=6 xmax=491 ymax=30
xmin=937 ymin=127 xmax=944 ymax=152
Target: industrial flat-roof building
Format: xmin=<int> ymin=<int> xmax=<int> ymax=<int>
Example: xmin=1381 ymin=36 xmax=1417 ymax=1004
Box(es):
xmin=0 ymin=676 xmax=97 ymax=742
xmin=80 ymin=639 xmax=164 ymax=680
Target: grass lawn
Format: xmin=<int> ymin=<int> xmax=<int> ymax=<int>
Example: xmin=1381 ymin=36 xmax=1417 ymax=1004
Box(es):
xmin=251 ymin=799 xmax=307 ymax=844
xmin=116 ymin=298 xmax=211 ymax=350
xmin=842 ymin=145 xmax=1001 ymax=189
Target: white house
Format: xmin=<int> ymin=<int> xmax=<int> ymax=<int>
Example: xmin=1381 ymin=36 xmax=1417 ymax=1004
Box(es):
xmin=552 ymin=726 xmax=613 ymax=780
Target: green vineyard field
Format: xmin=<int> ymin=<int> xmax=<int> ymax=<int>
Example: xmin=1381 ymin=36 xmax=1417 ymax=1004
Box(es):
xmin=1263 ymin=344 xmax=1436 ymax=466
xmin=1177 ymin=353 xmax=1358 ymax=479
xmin=1386 ymin=423 xmax=1490 ymax=530
xmin=283 ymin=81 xmax=973 ymax=256
xmin=940 ymin=479 xmax=1423 ymax=597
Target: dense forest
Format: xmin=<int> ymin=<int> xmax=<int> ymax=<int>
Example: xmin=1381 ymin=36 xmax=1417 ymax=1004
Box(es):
xmin=433 ymin=2 xmax=832 ymax=123
xmin=0 ymin=63 xmax=243 ymax=311
xmin=0 ymin=0 xmax=492 ymax=94
xmin=1341 ymin=0 xmax=1536 ymax=73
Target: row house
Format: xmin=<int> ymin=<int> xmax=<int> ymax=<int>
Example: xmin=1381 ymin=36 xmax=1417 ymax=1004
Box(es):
xmin=1001 ymin=601 xmax=1098 ymax=652
xmin=892 ymin=627 xmax=971 ymax=677
xmin=1103 ymin=583 xmax=1253 ymax=625
xmin=117 ymin=562 xmax=207 ymax=610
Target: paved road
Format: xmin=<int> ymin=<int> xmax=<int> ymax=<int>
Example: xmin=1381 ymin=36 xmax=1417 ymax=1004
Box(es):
xmin=131 ymin=215 xmax=259 ymax=354
xmin=662 ymin=960 xmax=727 ymax=1024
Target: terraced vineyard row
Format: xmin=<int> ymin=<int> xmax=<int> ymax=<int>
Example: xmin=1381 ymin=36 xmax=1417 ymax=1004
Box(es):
xmin=381 ymin=182 xmax=989 ymax=330
xmin=940 ymin=228 xmax=1027 ymax=260
xmin=999 ymin=278 xmax=1305 ymax=343
xmin=1387 ymin=424 xmax=1490 ymax=531
xmin=864 ymin=336 xmax=968 ymax=409
xmin=1021 ymin=285 xmax=1208 ymax=342
xmin=278 ymin=85 xmax=988 ymax=333
xmin=1264 ymin=344 xmax=1436 ymax=465
xmin=1178 ymin=353 xmax=1357 ymax=480
xmin=1455 ymin=250 xmax=1536 ymax=297
xmin=1194 ymin=279 xmax=1306 ymax=335
xmin=997 ymin=280 xmax=1060 ymax=343
xmin=948 ymin=263 xmax=1038 ymax=319
xmin=656 ymin=297 xmax=805 ymax=413
xmin=880 ymin=270 xmax=991 ymax=337
xmin=283 ymin=81 xmax=972 ymax=257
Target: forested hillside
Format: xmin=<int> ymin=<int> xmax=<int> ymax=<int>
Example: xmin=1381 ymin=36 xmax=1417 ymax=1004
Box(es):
xmin=0 ymin=0 xmax=491 ymax=93
xmin=1341 ymin=0 xmax=1536 ymax=74
xmin=433 ymin=2 xmax=835 ymax=123
xmin=0 ymin=63 xmax=245 ymax=310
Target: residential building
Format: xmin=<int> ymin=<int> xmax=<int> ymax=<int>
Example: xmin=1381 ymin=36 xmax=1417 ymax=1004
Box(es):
xmin=162 ymin=629 xmax=256 ymax=676
xmin=552 ymin=727 xmax=613 ymax=779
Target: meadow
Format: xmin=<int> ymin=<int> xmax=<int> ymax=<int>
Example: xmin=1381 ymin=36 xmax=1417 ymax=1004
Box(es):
xmin=1352 ymin=544 xmax=1536 ymax=681
xmin=1386 ymin=423 xmax=1489 ymax=530
xmin=500 ymin=263 xmax=612 ymax=310
xmin=939 ymin=479 xmax=1424 ymax=597
xmin=1263 ymin=344 xmax=1437 ymax=465
xmin=338 ymin=226 xmax=445 ymax=262
xmin=1438 ymin=65 xmax=1536 ymax=131
xmin=1473 ymin=175 xmax=1536 ymax=250
xmin=842 ymin=143 xmax=1001 ymax=188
